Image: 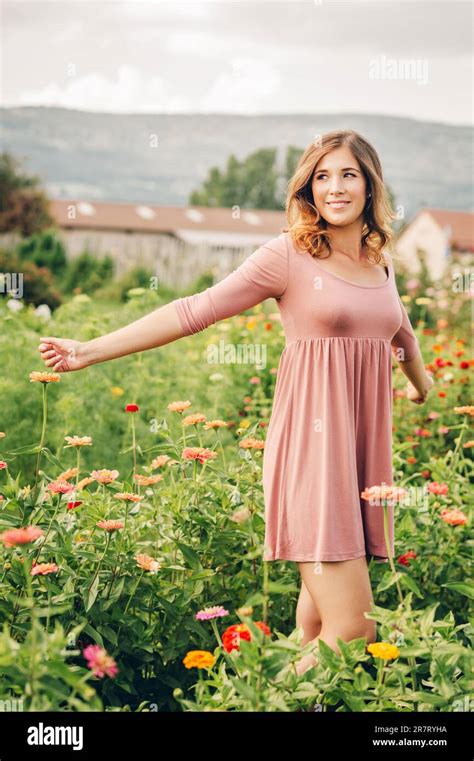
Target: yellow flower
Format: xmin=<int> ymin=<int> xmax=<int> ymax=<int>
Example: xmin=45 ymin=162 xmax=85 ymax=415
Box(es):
xmin=29 ymin=371 xmax=61 ymax=383
xmin=367 ymin=642 xmax=400 ymax=660
xmin=182 ymin=650 xmax=216 ymax=670
xmin=111 ymin=387 xmax=125 ymax=397
xmin=0 ymin=432 xmax=5 ymax=438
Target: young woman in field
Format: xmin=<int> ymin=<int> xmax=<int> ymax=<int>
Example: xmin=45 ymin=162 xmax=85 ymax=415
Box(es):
xmin=38 ymin=130 xmax=434 ymax=676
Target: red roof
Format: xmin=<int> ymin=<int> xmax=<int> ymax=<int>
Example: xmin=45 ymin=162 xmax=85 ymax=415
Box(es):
xmin=420 ymin=208 xmax=474 ymax=251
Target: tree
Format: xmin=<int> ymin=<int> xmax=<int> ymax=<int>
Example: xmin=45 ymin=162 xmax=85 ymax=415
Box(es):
xmin=0 ymin=152 xmax=54 ymax=236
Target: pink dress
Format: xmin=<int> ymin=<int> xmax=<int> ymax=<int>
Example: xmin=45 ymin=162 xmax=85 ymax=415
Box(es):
xmin=173 ymin=232 xmax=421 ymax=563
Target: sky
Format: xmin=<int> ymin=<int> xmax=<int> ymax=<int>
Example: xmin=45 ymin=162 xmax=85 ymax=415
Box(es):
xmin=0 ymin=0 xmax=472 ymax=125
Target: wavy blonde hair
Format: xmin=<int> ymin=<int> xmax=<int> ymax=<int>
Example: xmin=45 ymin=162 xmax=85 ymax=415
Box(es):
xmin=282 ymin=130 xmax=396 ymax=265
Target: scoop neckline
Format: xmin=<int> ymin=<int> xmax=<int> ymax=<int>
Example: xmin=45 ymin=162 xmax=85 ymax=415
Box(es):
xmin=309 ymin=253 xmax=391 ymax=289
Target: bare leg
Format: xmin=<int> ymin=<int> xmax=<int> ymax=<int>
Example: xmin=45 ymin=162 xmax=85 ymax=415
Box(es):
xmin=295 ymin=557 xmax=377 ymax=676
xmin=295 ymin=577 xmax=322 ymax=645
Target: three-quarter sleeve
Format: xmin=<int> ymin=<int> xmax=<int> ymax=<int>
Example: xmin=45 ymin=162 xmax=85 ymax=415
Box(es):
xmin=391 ymin=289 xmax=421 ymax=362
xmin=173 ymin=234 xmax=289 ymax=336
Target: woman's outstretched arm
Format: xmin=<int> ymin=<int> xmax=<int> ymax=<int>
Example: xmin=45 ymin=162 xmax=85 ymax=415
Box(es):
xmin=38 ymin=301 xmax=186 ymax=373
xmin=38 ymin=234 xmax=289 ymax=373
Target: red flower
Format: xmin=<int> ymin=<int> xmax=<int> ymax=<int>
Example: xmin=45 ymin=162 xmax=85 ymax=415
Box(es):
xmin=125 ymin=404 xmax=139 ymax=413
xmin=222 ymin=621 xmax=271 ymax=653
xmin=398 ymin=550 xmax=417 ymax=566
xmin=460 ymin=361 xmax=469 ymax=369
xmin=67 ymin=500 xmax=82 ymax=510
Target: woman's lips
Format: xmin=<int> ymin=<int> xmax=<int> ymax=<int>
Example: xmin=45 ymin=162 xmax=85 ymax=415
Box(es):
xmin=327 ymin=201 xmax=351 ymax=209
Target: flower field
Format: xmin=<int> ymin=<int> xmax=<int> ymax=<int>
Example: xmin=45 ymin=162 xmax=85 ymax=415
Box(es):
xmin=0 ymin=282 xmax=472 ymax=713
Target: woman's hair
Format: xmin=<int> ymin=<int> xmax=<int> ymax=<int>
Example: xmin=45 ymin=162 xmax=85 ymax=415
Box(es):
xmin=283 ymin=129 xmax=396 ymax=265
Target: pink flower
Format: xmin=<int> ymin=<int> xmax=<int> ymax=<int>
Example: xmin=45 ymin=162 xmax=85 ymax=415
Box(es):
xmin=83 ymin=645 xmax=118 ymax=678
xmin=31 ymin=562 xmax=59 ymax=576
xmin=0 ymin=526 xmax=44 ymax=547
xmin=0 ymin=461 xmax=7 ymax=470
xmin=181 ymin=447 xmax=218 ymax=464
xmin=46 ymin=480 xmax=75 ymax=495
xmin=195 ymin=605 xmax=229 ymax=621
xmin=427 ymin=481 xmax=449 ymax=496
xmin=440 ymin=509 xmax=467 ymax=526
xmin=96 ymin=520 xmax=124 ymax=532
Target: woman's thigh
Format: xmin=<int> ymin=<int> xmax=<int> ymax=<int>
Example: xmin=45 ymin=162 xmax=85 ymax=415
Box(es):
xmin=297 ymin=557 xmax=375 ymax=632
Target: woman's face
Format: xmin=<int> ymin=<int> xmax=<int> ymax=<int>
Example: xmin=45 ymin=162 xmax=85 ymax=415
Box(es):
xmin=311 ymin=146 xmax=368 ymax=227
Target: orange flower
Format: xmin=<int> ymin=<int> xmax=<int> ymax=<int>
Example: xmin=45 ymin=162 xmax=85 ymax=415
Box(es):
xmin=222 ymin=622 xmax=271 ymax=653
xmin=453 ymin=405 xmax=474 ymax=416
xmin=439 ymin=509 xmax=468 ymax=526
xmin=0 ymin=526 xmax=44 ymax=547
xmin=239 ymin=436 xmax=265 ymax=450
xmin=31 ymin=562 xmax=59 ymax=576
xmin=182 ymin=650 xmax=216 ymax=669
xmin=76 ymin=477 xmax=95 ymax=490
xmin=133 ymin=474 xmax=163 ymax=486
xmin=361 ymin=485 xmax=408 ymax=504
xmin=64 ymin=436 xmax=93 ymax=447
xmin=57 ymin=467 xmax=78 ymax=482
xmin=96 ymin=520 xmax=124 ymax=532
xmin=135 ymin=553 xmax=161 ymax=573
xmin=29 ymin=371 xmax=61 ymax=383
xmin=167 ymin=400 xmax=192 ymax=413
xmin=203 ymin=420 xmax=228 ymax=429
xmin=115 ymin=492 xmax=142 ymax=503
xmin=91 ymin=469 xmax=119 ymax=484
xmin=182 ymin=413 xmax=207 ymax=426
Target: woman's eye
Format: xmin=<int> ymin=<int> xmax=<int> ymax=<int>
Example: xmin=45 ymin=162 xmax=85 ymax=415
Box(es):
xmin=316 ymin=172 xmax=356 ymax=180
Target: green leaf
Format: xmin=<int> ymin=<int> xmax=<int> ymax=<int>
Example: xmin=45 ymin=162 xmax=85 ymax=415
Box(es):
xmin=400 ymin=574 xmax=423 ymax=598
xmin=376 ymin=571 xmax=403 ymax=593
xmin=441 ymin=581 xmax=474 ymax=600
xmin=85 ymin=574 xmax=100 ymax=612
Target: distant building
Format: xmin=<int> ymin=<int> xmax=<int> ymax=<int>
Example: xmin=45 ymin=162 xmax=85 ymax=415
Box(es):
xmin=47 ymin=199 xmax=287 ymax=288
xmin=394 ymin=208 xmax=474 ymax=279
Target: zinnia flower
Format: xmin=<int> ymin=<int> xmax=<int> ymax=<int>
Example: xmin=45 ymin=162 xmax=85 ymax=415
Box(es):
xmin=182 ymin=447 xmax=218 ymax=464
xmin=64 ymin=436 xmax=93 ymax=447
xmin=203 ymin=420 xmax=228 ymax=429
xmin=239 ymin=436 xmax=265 ymax=450
xmin=31 ymin=562 xmax=59 ymax=576
xmin=222 ymin=622 xmax=271 ymax=653
xmin=135 ymin=553 xmax=161 ymax=573
xmin=439 ymin=509 xmax=468 ymax=526
xmin=0 ymin=526 xmax=44 ymax=547
xmin=397 ymin=550 xmax=417 ymax=566
xmin=67 ymin=500 xmax=82 ymax=511
xmin=133 ymin=474 xmax=163 ymax=486
xmin=29 ymin=371 xmax=61 ymax=383
xmin=150 ymin=455 xmax=171 ymax=469
xmin=91 ymin=469 xmax=119 ymax=484
xmin=125 ymin=404 xmax=139 ymax=413
xmin=195 ymin=605 xmax=229 ymax=621
xmin=182 ymin=650 xmax=216 ymax=670
xmin=115 ymin=492 xmax=142 ymax=503
xmin=76 ymin=477 xmax=95 ymax=490
xmin=361 ymin=485 xmax=408 ymax=505
xmin=57 ymin=467 xmax=78 ymax=482
xmin=167 ymin=400 xmax=192 ymax=413
xmin=46 ymin=480 xmax=76 ymax=495
xmin=83 ymin=644 xmax=118 ymax=678
xmin=96 ymin=520 xmax=124 ymax=532
xmin=453 ymin=405 xmax=474 ymax=416
xmin=182 ymin=413 xmax=207 ymax=426
xmin=367 ymin=642 xmax=400 ymax=660
xmin=427 ymin=481 xmax=449 ymax=496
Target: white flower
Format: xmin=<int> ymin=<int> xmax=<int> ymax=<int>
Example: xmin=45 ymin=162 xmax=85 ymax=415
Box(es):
xmin=6 ymin=299 xmax=23 ymax=312
xmin=34 ymin=304 xmax=51 ymax=320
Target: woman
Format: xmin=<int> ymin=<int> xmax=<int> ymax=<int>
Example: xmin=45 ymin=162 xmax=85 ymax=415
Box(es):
xmin=38 ymin=129 xmax=434 ymax=677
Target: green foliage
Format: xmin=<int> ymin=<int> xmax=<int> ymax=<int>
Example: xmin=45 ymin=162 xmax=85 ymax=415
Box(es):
xmin=16 ymin=229 xmax=67 ymax=275
xmin=61 ymin=250 xmax=115 ymax=295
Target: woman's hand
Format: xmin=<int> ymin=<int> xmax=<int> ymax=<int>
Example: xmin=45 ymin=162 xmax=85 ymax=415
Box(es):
xmin=37 ymin=336 xmax=91 ymax=373
xmin=405 ymin=374 xmax=435 ymax=405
